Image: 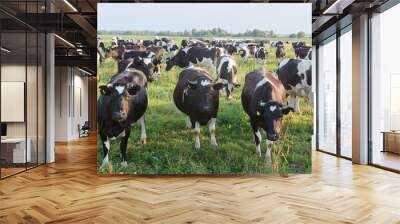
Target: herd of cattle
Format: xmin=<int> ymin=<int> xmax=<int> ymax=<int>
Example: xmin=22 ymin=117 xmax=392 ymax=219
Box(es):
xmin=97 ymin=36 xmax=312 ymax=168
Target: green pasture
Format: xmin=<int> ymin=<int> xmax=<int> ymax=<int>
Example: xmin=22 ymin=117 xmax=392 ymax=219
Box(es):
xmin=97 ymin=35 xmax=312 ymax=175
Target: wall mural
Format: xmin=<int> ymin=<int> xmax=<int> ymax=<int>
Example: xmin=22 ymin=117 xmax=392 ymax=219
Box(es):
xmin=97 ymin=3 xmax=313 ymax=174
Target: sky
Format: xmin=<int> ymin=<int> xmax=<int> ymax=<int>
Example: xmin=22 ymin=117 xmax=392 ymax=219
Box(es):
xmin=98 ymin=3 xmax=311 ymax=35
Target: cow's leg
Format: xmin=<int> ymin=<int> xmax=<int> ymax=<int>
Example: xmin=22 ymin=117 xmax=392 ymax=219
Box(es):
xmin=265 ymin=140 xmax=273 ymax=164
xmin=289 ymin=96 xmax=296 ymax=112
xmin=139 ymin=115 xmax=147 ymax=144
xmin=209 ymin=118 xmax=218 ymax=147
xmin=120 ymin=128 xmax=131 ymax=168
xmin=251 ymin=120 xmax=261 ymax=156
xmin=226 ymin=83 xmax=234 ymax=100
xmin=193 ymin=121 xmax=201 ymax=149
xmin=186 ymin=116 xmax=192 ymax=129
xmin=101 ymin=133 xmax=111 ymax=167
xmin=295 ymin=96 xmax=301 ymax=113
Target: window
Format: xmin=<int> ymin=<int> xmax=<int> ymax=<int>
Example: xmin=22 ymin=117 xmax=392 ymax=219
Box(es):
xmin=370 ymin=3 xmax=400 ymax=171
xmin=339 ymin=27 xmax=352 ymax=158
xmin=317 ymin=35 xmax=337 ymax=154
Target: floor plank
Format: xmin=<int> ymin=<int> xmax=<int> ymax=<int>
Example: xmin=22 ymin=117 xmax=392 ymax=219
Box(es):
xmin=0 ymin=135 xmax=399 ymax=223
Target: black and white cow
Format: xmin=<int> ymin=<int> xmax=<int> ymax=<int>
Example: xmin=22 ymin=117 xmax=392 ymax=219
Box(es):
xmin=275 ymin=46 xmax=285 ymax=60
xmin=165 ymin=42 xmax=179 ymax=59
xmin=166 ymin=46 xmax=223 ymax=71
xmin=216 ymin=55 xmax=240 ymax=99
xmin=255 ymin=47 xmax=267 ymax=64
xmin=123 ymin=50 xmax=155 ymax=60
xmin=295 ymin=46 xmax=312 ymax=60
xmin=173 ymin=67 xmax=224 ymax=149
xmin=241 ymin=68 xmax=293 ymax=161
xmin=117 ymin=57 xmax=156 ymax=82
xmin=277 ymin=58 xmax=312 ymax=113
xmin=98 ymin=69 xmax=148 ymax=167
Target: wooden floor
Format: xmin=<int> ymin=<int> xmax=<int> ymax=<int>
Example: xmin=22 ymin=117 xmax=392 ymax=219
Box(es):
xmin=1 ymin=136 xmax=400 ymax=223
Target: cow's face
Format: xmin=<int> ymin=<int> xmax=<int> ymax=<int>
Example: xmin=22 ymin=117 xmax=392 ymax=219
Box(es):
xmin=258 ymin=101 xmax=293 ymax=141
xmin=134 ymin=57 xmax=155 ymax=82
xmin=166 ymin=50 xmax=186 ymax=71
xmin=99 ymin=83 xmax=141 ymax=123
xmin=187 ymin=79 xmax=224 ymax=114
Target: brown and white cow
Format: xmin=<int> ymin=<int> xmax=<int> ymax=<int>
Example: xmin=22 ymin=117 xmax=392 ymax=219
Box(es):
xmin=98 ymin=69 xmax=148 ymax=167
xmin=241 ymin=68 xmax=293 ymax=162
xmin=173 ymin=67 xmax=224 ymax=149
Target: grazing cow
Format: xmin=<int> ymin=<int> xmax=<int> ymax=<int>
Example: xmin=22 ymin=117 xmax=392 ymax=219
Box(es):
xmin=255 ymin=47 xmax=267 ymax=64
xmin=173 ymin=67 xmax=224 ymax=149
xmin=277 ymin=58 xmax=312 ymax=113
xmin=117 ymin=57 xmax=156 ymax=82
xmin=166 ymin=46 xmax=223 ymax=71
xmin=216 ymin=55 xmax=240 ymax=99
xmin=275 ymin=46 xmax=285 ymax=60
xmin=98 ymin=69 xmax=148 ymax=167
xmin=241 ymin=68 xmax=293 ymax=161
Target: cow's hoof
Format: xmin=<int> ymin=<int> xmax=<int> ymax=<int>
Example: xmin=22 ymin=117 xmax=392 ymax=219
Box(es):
xmin=121 ymin=161 xmax=128 ymax=168
xmin=195 ymin=142 xmax=201 ymax=149
xmin=211 ymin=140 xmax=218 ymax=147
xmin=140 ymin=138 xmax=147 ymax=144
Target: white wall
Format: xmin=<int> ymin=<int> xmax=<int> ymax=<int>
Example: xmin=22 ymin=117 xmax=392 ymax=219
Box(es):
xmin=54 ymin=67 xmax=89 ymax=141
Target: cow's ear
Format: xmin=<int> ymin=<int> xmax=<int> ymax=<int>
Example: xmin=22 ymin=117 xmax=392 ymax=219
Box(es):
xmin=281 ymin=106 xmax=294 ymax=115
xmin=187 ymin=80 xmax=198 ymax=89
xmin=213 ymin=82 xmax=224 ymax=90
xmin=127 ymin=83 xmax=141 ymax=95
xmin=99 ymin=85 xmax=112 ymax=95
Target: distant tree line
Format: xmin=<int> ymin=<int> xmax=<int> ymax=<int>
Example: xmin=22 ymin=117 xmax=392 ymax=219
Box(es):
xmin=98 ymin=28 xmax=308 ymax=38
xmin=289 ymin=31 xmax=306 ymax=38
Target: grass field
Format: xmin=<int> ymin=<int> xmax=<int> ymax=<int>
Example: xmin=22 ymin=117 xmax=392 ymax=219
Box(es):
xmin=97 ymin=35 xmax=313 ymax=175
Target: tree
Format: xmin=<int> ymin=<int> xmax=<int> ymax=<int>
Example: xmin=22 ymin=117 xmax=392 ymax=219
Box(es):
xmin=296 ymin=31 xmax=305 ymax=38
xmin=289 ymin=33 xmax=297 ymax=38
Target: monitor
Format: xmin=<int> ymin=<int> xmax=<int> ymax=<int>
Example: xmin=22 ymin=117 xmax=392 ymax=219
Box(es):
xmin=1 ymin=123 xmax=7 ymax=137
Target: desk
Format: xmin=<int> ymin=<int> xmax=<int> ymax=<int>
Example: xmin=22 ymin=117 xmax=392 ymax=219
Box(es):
xmin=1 ymin=138 xmax=31 ymax=163
xmin=382 ymin=131 xmax=400 ymax=154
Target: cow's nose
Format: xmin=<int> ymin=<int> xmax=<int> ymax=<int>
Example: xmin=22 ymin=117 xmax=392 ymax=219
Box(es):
xmin=267 ymin=133 xmax=279 ymax=141
xmin=112 ymin=111 xmax=126 ymax=121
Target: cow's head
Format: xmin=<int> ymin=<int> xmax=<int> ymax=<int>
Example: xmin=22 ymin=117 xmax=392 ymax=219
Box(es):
xmin=186 ymin=79 xmax=224 ymax=114
xmin=166 ymin=50 xmax=188 ymax=71
xmin=99 ymin=83 xmax=141 ymax=123
xmin=257 ymin=100 xmax=293 ymax=141
xmin=133 ymin=57 xmax=156 ymax=82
